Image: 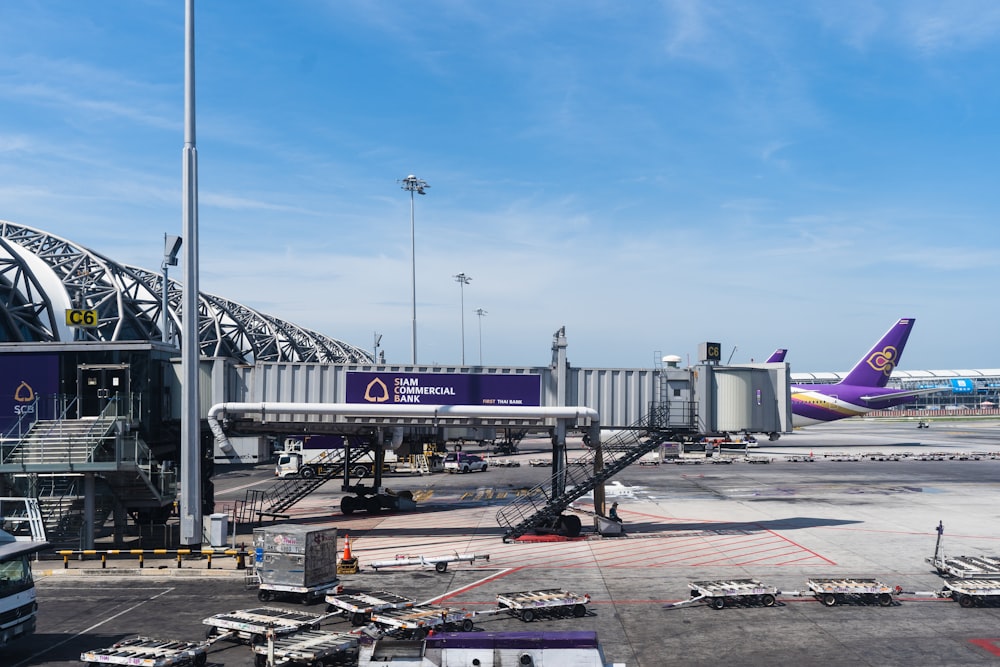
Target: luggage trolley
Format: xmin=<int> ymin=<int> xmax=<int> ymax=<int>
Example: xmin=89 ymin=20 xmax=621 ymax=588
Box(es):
xmin=80 ymin=636 xmax=209 ymax=667
xmin=495 ymin=589 xmax=591 ymax=622
xmin=369 ymin=606 xmax=477 ymax=639
xmin=250 ymin=630 xmax=358 ymax=667
xmin=941 ymin=579 xmax=1000 ymax=608
xmin=806 ymin=578 xmax=897 ymax=607
xmin=928 ymin=554 xmax=1000 ymax=579
xmin=325 ymin=590 xmax=415 ymax=626
xmin=688 ymin=579 xmax=779 ymax=610
xmin=202 ymin=607 xmax=331 ymax=645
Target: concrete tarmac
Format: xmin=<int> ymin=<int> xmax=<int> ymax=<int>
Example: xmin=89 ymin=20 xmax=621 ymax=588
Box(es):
xmin=13 ymin=418 xmax=1000 ymax=667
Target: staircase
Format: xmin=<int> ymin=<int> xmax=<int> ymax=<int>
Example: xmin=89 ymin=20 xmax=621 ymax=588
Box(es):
xmin=248 ymin=447 xmax=381 ymax=521
xmin=496 ymin=409 xmax=689 ymax=542
xmin=3 ymin=416 xmax=118 ymax=465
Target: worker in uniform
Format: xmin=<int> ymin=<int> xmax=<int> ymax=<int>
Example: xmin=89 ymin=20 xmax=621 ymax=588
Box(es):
xmin=609 ymin=502 xmax=621 ymax=523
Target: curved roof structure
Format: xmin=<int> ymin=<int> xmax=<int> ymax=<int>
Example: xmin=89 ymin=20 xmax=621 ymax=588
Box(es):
xmin=0 ymin=220 xmax=372 ymax=364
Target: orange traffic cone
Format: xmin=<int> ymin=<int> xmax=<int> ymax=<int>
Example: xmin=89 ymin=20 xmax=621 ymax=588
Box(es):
xmin=342 ymin=534 xmax=353 ymax=562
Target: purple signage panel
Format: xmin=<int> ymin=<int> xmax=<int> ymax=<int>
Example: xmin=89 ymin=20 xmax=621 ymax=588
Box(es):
xmin=346 ymin=372 xmax=540 ymax=406
xmin=0 ymin=354 xmax=59 ymax=433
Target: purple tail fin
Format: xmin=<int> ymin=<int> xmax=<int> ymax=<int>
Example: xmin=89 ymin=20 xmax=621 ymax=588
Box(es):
xmin=765 ymin=349 xmax=787 ymax=363
xmin=840 ymin=318 xmax=915 ymax=388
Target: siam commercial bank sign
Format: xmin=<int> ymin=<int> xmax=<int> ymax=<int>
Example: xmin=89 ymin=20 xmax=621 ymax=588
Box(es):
xmin=0 ymin=353 xmax=59 ymax=434
xmin=346 ymin=372 xmax=540 ymax=406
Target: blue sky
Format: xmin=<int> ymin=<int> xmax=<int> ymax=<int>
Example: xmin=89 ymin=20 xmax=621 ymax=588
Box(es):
xmin=1 ymin=1 xmax=998 ymax=372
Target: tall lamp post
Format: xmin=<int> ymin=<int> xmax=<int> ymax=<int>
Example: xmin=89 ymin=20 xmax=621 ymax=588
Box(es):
xmin=454 ymin=273 xmax=472 ymax=364
xmin=475 ymin=308 xmax=487 ymax=365
xmin=399 ymin=175 xmax=429 ymax=364
xmin=161 ymin=234 xmax=182 ymax=344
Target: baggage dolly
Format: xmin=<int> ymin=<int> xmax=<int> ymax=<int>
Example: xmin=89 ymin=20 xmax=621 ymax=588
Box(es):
xmin=325 ymin=590 xmax=415 ymax=626
xmin=684 ymin=579 xmax=780 ymax=610
xmin=806 ymin=578 xmax=897 ymax=607
xmin=202 ymin=607 xmax=332 ymax=645
xmin=941 ymin=579 xmax=1000 ymax=608
xmin=928 ymin=554 xmax=1000 ymax=579
xmin=368 ymin=552 xmax=490 ymax=573
xmin=250 ymin=630 xmax=358 ymax=667
xmin=257 ymin=579 xmax=342 ymax=605
xmin=80 ymin=636 xmax=209 ymax=667
xmin=494 ymin=588 xmax=591 ymax=622
xmin=369 ymin=606 xmax=477 ymax=639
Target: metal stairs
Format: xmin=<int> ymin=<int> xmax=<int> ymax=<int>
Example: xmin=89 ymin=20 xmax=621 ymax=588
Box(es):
xmin=496 ymin=412 xmax=685 ymax=542
xmin=251 ymin=447 xmax=379 ymax=520
xmin=2 ymin=416 xmax=118 ymax=465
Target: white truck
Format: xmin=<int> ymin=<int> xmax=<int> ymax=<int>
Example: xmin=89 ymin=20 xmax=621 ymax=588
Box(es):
xmin=0 ymin=498 xmax=49 ymax=647
xmin=275 ymin=436 xmax=397 ymax=479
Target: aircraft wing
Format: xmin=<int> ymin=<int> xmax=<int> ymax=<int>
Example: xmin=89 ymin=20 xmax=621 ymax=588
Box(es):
xmin=859 ymin=386 xmax=950 ymax=403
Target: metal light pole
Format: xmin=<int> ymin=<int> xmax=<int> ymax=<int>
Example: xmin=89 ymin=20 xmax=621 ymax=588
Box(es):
xmin=180 ymin=0 xmax=202 ymax=546
xmin=453 ymin=273 xmax=471 ymax=364
xmin=399 ymin=175 xmax=428 ymax=364
xmin=475 ymin=308 xmax=487 ymax=365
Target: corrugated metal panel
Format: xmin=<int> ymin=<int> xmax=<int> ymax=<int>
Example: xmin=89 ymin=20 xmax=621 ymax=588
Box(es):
xmin=570 ymin=368 xmax=657 ymax=427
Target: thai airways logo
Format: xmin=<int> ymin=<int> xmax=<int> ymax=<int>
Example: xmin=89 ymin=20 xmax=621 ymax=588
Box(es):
xmin=866 ymin=346 xmax=898 ymax=376
xmin=363 ymin=377 xmax=389 ymax=403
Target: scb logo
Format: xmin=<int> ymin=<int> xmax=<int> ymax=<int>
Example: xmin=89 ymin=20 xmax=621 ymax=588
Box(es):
xmin=12 ymin=380 xmax=36 ymax=415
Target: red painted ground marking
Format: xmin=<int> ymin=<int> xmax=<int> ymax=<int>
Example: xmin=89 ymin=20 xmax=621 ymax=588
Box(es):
xmin=969 ymin=639 xmax=1000 ymax=656
xmin=760 ymin=527 xmax=836 ymax=565
xmin=431 ymin=567 xmax=524 ymax=604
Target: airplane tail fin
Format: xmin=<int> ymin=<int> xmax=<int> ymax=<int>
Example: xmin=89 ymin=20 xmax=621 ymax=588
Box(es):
xmin=765 ymin=349 xmax=787 ymax=363
xmin=840 ymin=318 xmax=915 ymax=388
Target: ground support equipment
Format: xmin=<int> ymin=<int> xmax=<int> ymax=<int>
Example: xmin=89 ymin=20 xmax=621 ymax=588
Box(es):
xmin=368 ymin=552 xmax=490 ymax=573
xmin=806 ymin=578 xmax=896 ymax=607
xmin=940 ymin=579 xmax=1000 ymax=608
xmin=683 ymin=579 xmax=779 ymax=610
xmin=80 ymin=636 xmax=209 ymax=667
xmin=494 ymin=588 xmax=591 ymax=622
xmin=928 ymin=554 xmax=1000 ymax=579
xmin=202 ymin=607 xmax=331 ymax=645
xmin=257 ymin=579 xmax=342 ymax=604
xmin=250 ymin=630 xmax=358 ymax=667
xmin=325 ymin=590 xmax=415 ymax=626
xmin=368 ymin=606 xmax=477 ymax=639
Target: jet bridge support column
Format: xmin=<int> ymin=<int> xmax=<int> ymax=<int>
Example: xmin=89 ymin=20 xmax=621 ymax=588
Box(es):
xmin=589 ymin=424 xmax=605 ymax=516
xmin=551 ymin=423 xmax=567 ymax=499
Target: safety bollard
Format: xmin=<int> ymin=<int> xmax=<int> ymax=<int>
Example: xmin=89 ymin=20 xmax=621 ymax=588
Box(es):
xmin=206 ymin=552 xmax=212 ymax=569
xmin=63 ymin=553 xmax=69 ymax=569
xmin=139 ymin=552 xmax=144 ymax=569
xmin=102 ymin=553 xmax=107 ymax=569
xmin=177 ymin=552 xmax=182 ymax=568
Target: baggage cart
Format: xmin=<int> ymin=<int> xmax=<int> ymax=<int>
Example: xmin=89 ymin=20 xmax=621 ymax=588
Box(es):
xmin=369 ymin=606 xmax=477 ymax=639
xmin=686 ymin=579 xmax=779 ymax=610
xmin=253 ymin=524 xmax=341 ymax=604
xmin=257 ymin=579 xmax=342 ymax=605
xmin=928 ymin=554 xmax=1000 ymax=579
xmin=368 ymin=552 xmax=489 ymax=573
xmin=806 ymin=578 xmax=896 ymax=607
xmin=941 ymin=579 xmax=1000 ymax=608
xmin=80 ymin=636 xmax=208 ymax=667
xmin=202 ymin=607 xmax=331 ymax=645
xmin=250 ymin=630 xmax=358 ymax=667
xmin=494 ymin=588 xmax=591 ymax=622
xmin=325 ymin=590 xmax=415 ymax=626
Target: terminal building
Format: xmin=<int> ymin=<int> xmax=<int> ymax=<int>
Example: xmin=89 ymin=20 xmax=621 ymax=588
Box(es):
xmin=0 ymin=219 xmax=994 ymax=545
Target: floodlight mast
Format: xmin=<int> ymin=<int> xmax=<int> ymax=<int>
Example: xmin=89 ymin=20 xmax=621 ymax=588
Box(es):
xmin=454 ymin=273 xmax=471 ymax=364
xmin=475 ymin=308 xmax=487 ymax=365
xmin=399 ymin=175 xmax=429 ymax=364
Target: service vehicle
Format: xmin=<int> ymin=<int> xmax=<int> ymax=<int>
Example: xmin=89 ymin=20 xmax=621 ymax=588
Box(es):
xmin=443 ymin=452 xmax=488 ymax=473
xmin=0 ymin=498 xmax=48 ymax=647
xmin=275 ymin=436 xmax=398 ymax=479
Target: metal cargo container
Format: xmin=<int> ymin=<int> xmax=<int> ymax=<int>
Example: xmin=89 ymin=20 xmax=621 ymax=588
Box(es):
xmin=253 ymin=524 xmax=339 ymax=588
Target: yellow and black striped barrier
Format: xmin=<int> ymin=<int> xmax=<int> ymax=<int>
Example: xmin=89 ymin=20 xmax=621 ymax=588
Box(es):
xmin=55 ymin=548 xmax=248 ymax=570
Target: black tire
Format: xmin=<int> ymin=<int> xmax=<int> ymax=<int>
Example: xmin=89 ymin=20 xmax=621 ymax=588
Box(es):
xmin=250 ymin=633 xmax=264 ymax=646
xmin=878 ymin=593 xmax=892 ymax=607
xmin=560 ymin=514 xmax=582 ymax=538
xmin=341 ymin=495 xmax=356 ymax=515
xmin=821 ymin=593 xmax=837 ymax=607
xmin=455 ymin=444 xmax=463 ymax=452
xmin=205 ymin=627 xmax=216 ymax=639
xmin=300 ymin=593 xmax=313 ymax=605
xmin=959 ymin=594 xmax=975 ymax=608
xmin=351 ymin=465 xmax=369 ymax=478
xmin=435 ymin=561 xmax=448 ymax=573
xmin=300 ymin=466 xmax=316 ymax=479
xmin=194 ymin=653 xmax=208 ymax=667
xmin=710 ymin=597 xmax=726 ymax=610
xmin=573 ymin=603 xmax=588 ymax=617
xmin=521 ymin=609 xmax=536 ymax=623
xmin=461 ymin=465 xmax=470 ymax=473
xmin=254 ymin=655 xmax=267 ymax=667
xmin=461 ymin=618 xmax=474 ymax=632
xmin=257 ymin=589 xmax=273 ymax=602
xmin=761 ymin=594 xmax=776 ymax=607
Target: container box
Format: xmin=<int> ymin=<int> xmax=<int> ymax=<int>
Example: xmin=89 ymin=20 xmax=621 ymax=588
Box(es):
xmin=253 ymin=524 xmax=339 ymax=588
